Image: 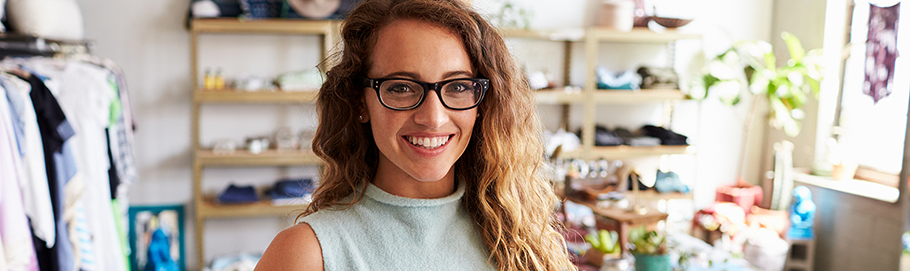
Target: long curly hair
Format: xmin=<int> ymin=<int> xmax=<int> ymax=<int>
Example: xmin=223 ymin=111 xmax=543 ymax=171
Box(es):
xmin=301 ymin=0 xmax=574 ymax=270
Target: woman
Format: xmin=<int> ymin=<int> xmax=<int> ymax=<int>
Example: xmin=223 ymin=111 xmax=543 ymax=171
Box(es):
xmin=255 ymin=0 xmax=574 ymax=270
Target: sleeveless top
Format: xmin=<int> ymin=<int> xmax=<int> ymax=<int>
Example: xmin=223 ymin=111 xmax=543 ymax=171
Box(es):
xmin=299 ymin=181 xmax=497 ymax=271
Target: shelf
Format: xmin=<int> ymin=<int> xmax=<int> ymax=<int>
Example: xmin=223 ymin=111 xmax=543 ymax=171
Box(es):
xmin=498 ymin=28 xmax=585 ymax=41
xmin=499 ymin=27 xmax=700 ymax=43
xmin=198 ymin=198 xmax=308 ymax=218
xmin=586 ymin=28 xmax=701 ymax=43
xmin=534 ymin=88 xmax=584 ymax=104
xmin=191 ymin=18 xmax=336 ymax=34
xmin=623 ymin=190 xmax=693 ymax=201
xmin=592 ymin=89 xmax=687 ymax=104
xmin=561 ymin=145 xmax=694 ymax=159
xmin=195 ymin=149 xmax=323 ymax=167
xmin=194 ymin=89 xmax=318 ymax=103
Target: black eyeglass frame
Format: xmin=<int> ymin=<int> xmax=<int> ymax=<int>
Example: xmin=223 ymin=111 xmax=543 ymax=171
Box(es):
xmin=360 ymin=77 xmax=490 ymax=111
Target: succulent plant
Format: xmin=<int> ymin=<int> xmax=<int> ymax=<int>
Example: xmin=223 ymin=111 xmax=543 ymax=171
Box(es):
xmin=629 ymin=226 xmax=667 ymax=255
xmin=585 ymin=229 xmax=620 ymax=255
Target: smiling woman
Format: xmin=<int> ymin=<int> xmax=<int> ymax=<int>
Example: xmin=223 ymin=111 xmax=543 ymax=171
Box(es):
xmin=253 ymin=0 xmax=574 ymax=270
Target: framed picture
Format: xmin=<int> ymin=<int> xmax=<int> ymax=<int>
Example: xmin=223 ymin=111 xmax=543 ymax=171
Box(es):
xmin=128 ymin=204 xmax=185 ymax=271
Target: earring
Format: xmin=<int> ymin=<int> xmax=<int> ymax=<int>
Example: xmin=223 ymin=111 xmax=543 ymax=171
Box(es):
xmin=358 ymin=115 xmax=363 ymax=121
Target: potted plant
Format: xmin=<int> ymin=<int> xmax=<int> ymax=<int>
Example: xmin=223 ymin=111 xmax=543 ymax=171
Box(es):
xmin=629 ymin=226 xmax=669 ymax=271
xmin=584 ymin=229 xmax=621 ymax=267
xmin=689 ymin=32 xmax=823 ymax=186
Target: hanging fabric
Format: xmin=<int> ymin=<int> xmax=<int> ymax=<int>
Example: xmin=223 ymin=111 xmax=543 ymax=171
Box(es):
xmin=864 ymin=2 xmax=900 ymax=103
xmin=0 ymin=72 xmax=41 ymax=271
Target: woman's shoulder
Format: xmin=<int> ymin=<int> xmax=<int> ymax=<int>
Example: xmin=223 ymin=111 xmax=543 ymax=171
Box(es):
xmin=254 ymin=223 xmax=324 ymax=271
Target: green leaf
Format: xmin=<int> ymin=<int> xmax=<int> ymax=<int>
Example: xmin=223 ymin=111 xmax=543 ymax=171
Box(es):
xmin=585 ymin=233 xmax=601 ymax=250
xmin=782 ymin=32 xmax=805 ymax=63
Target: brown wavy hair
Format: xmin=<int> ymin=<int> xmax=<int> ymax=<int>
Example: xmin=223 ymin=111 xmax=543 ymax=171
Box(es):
xmin=301 ymin=0 xmax=574 ymax=270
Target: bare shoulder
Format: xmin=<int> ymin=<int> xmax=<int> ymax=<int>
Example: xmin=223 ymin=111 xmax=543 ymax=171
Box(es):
xmin=254 ymin=223 xmax=324 ymax=271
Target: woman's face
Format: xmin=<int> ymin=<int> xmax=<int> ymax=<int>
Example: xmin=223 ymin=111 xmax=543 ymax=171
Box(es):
xmin=363 ymin=19 xmax=478 ymax=184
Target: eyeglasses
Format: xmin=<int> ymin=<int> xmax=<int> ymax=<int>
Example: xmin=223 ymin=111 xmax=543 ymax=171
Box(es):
xmin=361 ymin=77 xmax=490 ymax=111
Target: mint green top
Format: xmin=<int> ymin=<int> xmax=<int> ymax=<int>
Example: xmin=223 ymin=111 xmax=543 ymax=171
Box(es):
xmin=299 ymin=181 xmax=496 ymax=271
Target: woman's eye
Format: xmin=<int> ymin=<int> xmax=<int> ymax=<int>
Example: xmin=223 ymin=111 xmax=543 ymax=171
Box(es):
xmin=387 ymin=84 xmax=412 ymax=93
xmin=448 ymin=83 xmax=469 ymax=92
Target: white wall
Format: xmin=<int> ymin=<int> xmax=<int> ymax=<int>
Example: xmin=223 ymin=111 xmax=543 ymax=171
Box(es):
xmin=75 ymin=0 xmax=773 ymax=268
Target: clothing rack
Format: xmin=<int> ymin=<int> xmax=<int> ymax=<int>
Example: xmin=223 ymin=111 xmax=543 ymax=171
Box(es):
xmin=0 ymin=33 xmax=92 ymax=59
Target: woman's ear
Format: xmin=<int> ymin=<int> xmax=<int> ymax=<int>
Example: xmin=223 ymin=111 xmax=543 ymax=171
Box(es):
xmin=359 ymin=96 xmax=371 ymax=123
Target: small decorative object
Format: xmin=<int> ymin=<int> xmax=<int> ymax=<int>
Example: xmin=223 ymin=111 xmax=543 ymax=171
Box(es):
xmin=488 ymin=0 xmax=533 ymax=30
xmin=287 ymin=0 xmax=341 ymax=19
xmin=275 ymin=69 xmax=325 ymax=91
xmin=204 ymin=68 xmax=216 ymax=89
xmin=234 ymin=75 xmax=274 ymax=91
xmin=192 ymin=0 xmax=221 ymax=18
xmin=527 ymin=71 xmax=549 ymax=90
xmin=636 ymin=66 xmax=678 ymax=90
xmin=214 ymin=68 xmax=225 ymax=90
xmin=7 ymin=0 xmax=85 ymax=41
xmin=584 ymin=229 xmax=621 ymax=267
xmin=631 ymin=0 xmax=650 ymax=27
xmin=743 ymin=228 xmax=789 ymax=271
xmin=299 ymin=130 xmax=316 ymax=150
xmin=596 ymin=0 xmax=634 ymax=31
xmin=213 ymin=139 xmax=237 ymax=155
xmin=241 ymin=0 xmax=281 ymax=18
xmin=787 ymin=186 xmax=815 ymax=240
xmin=274 ymin=127 xmax=298 ymax=151
xmin=128 ymin=205 xmax=185 ymax=271
xmin=596 ymin=67 xmax=640 ymax=90
xmin=629 ymin=226 xmax=670 ymax=271
xmin=649 ymin=16 xmax=692 ymax=28
xmin=246 ymin=137 xmax=271 ymax=154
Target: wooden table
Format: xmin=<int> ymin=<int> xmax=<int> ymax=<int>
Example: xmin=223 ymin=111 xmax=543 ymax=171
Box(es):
xmin=565 ymin=196 xmax=668 ymax=253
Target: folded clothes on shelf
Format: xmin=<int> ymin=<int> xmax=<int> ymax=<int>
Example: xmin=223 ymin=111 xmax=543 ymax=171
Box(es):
xmin=654 ymin=170 xmax=690 ymax=193
xmin=216 ymin=184 xmax=259 ymax=204
xmin=595 ymin=67 xmax=640 ymax=90
xmin=268 ymin=178 xmax=316 ymax=205
xmin=641 ymin=125 xmax=688 ymax=145
xmin=594 ymin=125 xmax=623 ymax=146
xmin=269 ymin=178 xmax=315 ymax=199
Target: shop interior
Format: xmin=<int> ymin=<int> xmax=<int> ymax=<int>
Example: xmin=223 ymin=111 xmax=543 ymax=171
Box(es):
xmin=1 ymin=0 xmax=909 ymax=270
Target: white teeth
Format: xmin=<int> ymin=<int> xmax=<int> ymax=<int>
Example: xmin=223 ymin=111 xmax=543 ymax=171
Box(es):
xmin=406 ymin=136 xmax=449 ymax=149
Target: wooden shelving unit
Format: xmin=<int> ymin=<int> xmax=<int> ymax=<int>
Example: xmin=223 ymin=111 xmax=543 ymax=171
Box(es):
xmin=198 ymin=198 xmax=309 ymax=219
xmin=189 ymin=18 xmax=336 ymax=270
xmin=503 ymin=28 xmax=701 ymax=160
xmin=195 ymin=149 xmax=323 ymax=167
xmin=591 ymin=89 xmax=687 ymax=104
xmin=194 ymin=89 xmax=319 ymax=103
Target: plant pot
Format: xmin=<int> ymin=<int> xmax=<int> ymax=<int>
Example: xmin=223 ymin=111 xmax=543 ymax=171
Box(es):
xmin=632 ymin=253 xmax=670 ymax=271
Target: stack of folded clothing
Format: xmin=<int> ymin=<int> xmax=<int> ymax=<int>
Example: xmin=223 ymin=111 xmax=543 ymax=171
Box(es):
xmin=592 ymin=125 xmax=663 ymax=147
xmin=268 ymin=178 xmax=315 ymax=205
xmin=641 ymin=125 xmax=688 ymax=145
xmin=216 ymin=184 xmax=259 ymax=204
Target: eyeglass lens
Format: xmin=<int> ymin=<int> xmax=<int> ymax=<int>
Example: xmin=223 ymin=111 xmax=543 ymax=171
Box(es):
xmin=379 ymin=79 xmax=482 ymax=109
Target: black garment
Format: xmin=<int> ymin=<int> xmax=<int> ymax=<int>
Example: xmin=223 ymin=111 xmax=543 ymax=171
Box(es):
xmin=641 ymin=125 xmax=688 ymax=145
xmin=106 ymin=128 xmax=120 ymax=199
xmin=594 ymin=125 xmax=623 ymax=146
xmin=21 ymin=74 xmax=69 ymax=271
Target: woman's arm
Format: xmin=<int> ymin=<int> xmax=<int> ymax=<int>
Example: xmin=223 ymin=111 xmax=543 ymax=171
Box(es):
xmin=254 ymin=223 xmax=324 ymax=271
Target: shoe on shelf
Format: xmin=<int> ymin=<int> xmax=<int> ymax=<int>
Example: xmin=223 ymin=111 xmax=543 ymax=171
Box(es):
xmin=641 ymin=125 xmax=688 ymax=145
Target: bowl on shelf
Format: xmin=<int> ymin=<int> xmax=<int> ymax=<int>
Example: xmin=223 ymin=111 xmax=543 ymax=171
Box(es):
xmin=650 ymin=16 xmax=693 ymax=28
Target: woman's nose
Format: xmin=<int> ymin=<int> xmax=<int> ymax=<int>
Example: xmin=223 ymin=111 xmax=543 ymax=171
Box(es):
xmin=412 ymin=91 xmax=448 ymax=128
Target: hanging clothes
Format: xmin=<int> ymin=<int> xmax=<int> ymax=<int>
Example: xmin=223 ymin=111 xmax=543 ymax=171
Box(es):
xmin=18 ymin=73 xmax=76 ymax=271
xmin=0 ymin=75 xmax=41 ymax=271
xmin=24 ymin=59 xmax=128 ymax=271
xmin=1 ymin=73 xmax=56 ymax=249
xmin=864 ymin=2 xmax=900 ymax=103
